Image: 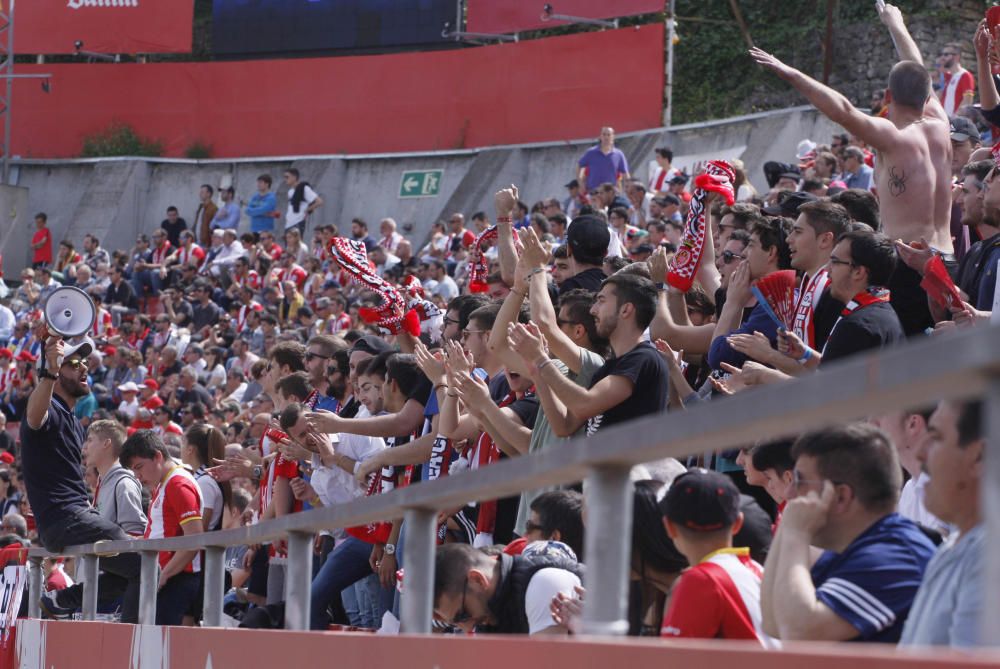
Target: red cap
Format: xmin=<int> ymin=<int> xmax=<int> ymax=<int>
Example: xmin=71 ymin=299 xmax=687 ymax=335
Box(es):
xmin=16 ymin=351 xmax=37 ymax=362
xmin=0 ymin=452 xmax=14 ymax=464
xmin=143 ymin=378 xmax=160 ymax=390
xmin=103 ymin=345 xmax=117 ymax=356
xmin=0 ymin=349 xmax=12 ymax=360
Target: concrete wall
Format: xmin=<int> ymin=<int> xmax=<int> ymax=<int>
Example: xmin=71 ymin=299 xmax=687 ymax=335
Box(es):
xmin=2 ymin=106 xmax=843 ymax=277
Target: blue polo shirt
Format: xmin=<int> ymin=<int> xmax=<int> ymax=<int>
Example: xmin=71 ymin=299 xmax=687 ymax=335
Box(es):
xmin=577 ymin=145 xmax=629 ymax=191
xmin=19 ymin=393 xmax=90 ymax=534
xmin=811 ymin=512 xmax=935 ymax=642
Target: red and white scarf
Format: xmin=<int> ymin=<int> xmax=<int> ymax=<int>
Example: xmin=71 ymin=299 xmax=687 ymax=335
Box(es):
xmin=792 ymin=267 xmax=830 ymax=350
xmin=666 ymin=160 xmax=736 ymax=292
xmin=150 ymin=241 xmax=172 ymax=265
xmin=468 ymin=225 xmax=518 ymax=294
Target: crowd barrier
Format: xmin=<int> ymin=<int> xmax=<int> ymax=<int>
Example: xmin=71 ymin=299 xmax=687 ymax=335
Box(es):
xmin=10 ymin=324 xmax=1000 ymax=667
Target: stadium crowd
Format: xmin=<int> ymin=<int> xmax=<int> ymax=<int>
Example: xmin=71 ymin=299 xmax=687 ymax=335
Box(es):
xmin=0 ymin=2 xmax=993 ymax=650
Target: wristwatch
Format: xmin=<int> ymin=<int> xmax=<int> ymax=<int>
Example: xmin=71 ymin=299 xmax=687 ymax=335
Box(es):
xmin=384 ymin=543 xmax=396 ymax=556
xmin=252 ymin=465 xmax=263 ymax=481
xmin=39 ymin=369 xmax=58 ymax=381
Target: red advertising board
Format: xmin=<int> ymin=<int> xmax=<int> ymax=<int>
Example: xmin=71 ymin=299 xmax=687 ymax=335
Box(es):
xmin=14 ymin=0 xmax=194 ymax=55
xmin=11 ymin=24 xmax=665 ymax=158
xmin=467 ymin=0 xmax=663 ymax=34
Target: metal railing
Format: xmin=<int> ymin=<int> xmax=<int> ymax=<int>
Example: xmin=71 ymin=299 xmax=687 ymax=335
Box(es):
xmin=25 ymin=325 xmax=1000 ymax=642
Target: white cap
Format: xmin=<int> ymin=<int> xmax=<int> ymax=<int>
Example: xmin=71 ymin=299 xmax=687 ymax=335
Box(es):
xmin=117 ymin=381 xmax=139 ymax=393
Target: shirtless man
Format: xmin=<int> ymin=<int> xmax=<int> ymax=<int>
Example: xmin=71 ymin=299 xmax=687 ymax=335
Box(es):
xmin=751 ymin=3 xmax=952 ymax=335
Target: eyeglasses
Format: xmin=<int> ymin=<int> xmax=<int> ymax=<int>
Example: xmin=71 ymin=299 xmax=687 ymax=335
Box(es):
xmin=791 ymin=469 xmax=845 ymax=492
xmin=442 ymin=317 xmax=460 ymax=328
xmin=828 ymin=255 xmax=857 ymax=268
xmin=461 ymin=329 xmax=485 ymax=341
xmin=305 ymin=352 xmax=330 ymax=362
xmin=556 ymin=318 xmax=580 ymax=328
xmin=721 ymin=250 xmax=745 ymax=264
xmin=452 ymin=578 xmax=471 ymax=624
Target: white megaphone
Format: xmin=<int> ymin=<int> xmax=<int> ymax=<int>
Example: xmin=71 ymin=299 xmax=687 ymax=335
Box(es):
xmin=43 ymin=286 xmax=97 ymax=339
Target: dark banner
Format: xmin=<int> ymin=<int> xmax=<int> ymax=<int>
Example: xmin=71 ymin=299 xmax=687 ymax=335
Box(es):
xmin=15 ymin=0 xmax=194 ymax=54
xmin=467 ymin=0 xmax=663 ymax=34
xmin=212 ymin=0 xmax=454 ymax=56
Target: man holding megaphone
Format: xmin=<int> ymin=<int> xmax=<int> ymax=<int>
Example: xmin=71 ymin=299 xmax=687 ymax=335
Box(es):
xmin=19 ymin=290 xmax=142 ymax=623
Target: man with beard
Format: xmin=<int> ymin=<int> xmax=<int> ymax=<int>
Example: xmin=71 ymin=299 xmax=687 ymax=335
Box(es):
xmin=22 ymin=337 xmax=141 ymax=622
xmin=513 ymin=273 xmax=667 ymax=438
xmin=955 ymin=160 xmax=1000 ymax=310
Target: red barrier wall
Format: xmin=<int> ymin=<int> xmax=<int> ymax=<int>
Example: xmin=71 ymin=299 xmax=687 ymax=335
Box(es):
xmin=467 ymin=0 xmax=664 ymax=34
xmin=12 ymin=619 xmax=1000 ymax=669
xmin=15 ymin=0 xmax=194 ymax=55
xmin=10 ymin=25 xmax=665 ymax=159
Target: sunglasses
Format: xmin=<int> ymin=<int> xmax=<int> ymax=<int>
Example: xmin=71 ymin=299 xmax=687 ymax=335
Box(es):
xmin=452 ymin=578 xmax=471 ymax=624
xmin=721 ymin=250 xmax=745 ymax=264
xmin=305 ymin=352 xmax=330 ymax=362
xmin=63 ymin=358 xmax=88 ymax=371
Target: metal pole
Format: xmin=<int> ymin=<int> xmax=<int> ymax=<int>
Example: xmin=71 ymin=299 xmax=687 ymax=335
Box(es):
xmin=399 ymin=509 xmax=436 ymax=634
xmin=982 ymin=376 xmax=1000 ymax=645
xmin=284 ymin=532 xmax=313 ymax=631
xmin=580 ymin=465 xmax=634 ymax=636
xmin=202 ymin=546 xmax=225 ymax=627
xmin=138 ymin=551 xmax=159 ymax=625
xmin=663 ymin=0 xmax=676 ymax=128
xmin=3 ymin=0 xmax=13 ymax=184
xmin=80 ymin=554 xmax=99 ymax=621
xmin=27 ymin=556 xmax=42 ymax=619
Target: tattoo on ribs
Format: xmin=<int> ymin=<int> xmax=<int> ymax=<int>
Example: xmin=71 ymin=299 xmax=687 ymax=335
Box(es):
xmin=888 ymin=166 xmax=906 ymax=197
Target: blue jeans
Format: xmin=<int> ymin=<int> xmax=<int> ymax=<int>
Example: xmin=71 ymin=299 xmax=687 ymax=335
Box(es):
xmin=309 ymin=536 xmax=374 ymax=630
xmin=41 ymin=506 xmax=140 ymax=624
xmin=131 ymin=270 xmax=163 ymax=298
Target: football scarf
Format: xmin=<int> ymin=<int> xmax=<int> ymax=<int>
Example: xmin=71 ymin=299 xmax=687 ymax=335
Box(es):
xmin=468 ymin=225 xmax=519 ymax=293
xmin=666 ymin=160 xmax=737 ymax=292
xmin=792 ymin=267 xmax=830 ymax=349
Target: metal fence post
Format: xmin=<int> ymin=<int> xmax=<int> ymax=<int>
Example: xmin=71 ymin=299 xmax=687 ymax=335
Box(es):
xmin=202 ymin=546 xmax=225 ymax=627
xmin=284 ymin=532 xmax=313 ymax=631
xmin=400 ymin=508 xmax=436 ymax=634
xmin=80 ymin=554 xmax=99 ymax=621
xmin=580 ymin=464 xmax=634 ymax=636
xmin=983 ymin=377 xmax=1000 ymax=646
xmin=138 ymin=551 xmax=159 ymax=625
xmin=27 ymin=556 xmax=42 ymax=619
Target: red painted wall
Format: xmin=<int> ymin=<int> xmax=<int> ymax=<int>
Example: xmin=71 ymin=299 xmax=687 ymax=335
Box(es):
xmin=467 ymin=0 xmax=664 ymax=34
xmin=11 ymin=25 xmax=665 ymax=159
xmin=16 ymin=0 xmax=194 ymax=55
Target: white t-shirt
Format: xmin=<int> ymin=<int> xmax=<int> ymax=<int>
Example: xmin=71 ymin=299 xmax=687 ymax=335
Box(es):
xmin=286 ymin=185 xmax=319 ymax=228
xmin=899 ymin=473 xmax=949 ymax=534
xmin=523 ymin=567 xmax=582 ymax=634
xmin=195 ymin=469 xmax=224 ymax=531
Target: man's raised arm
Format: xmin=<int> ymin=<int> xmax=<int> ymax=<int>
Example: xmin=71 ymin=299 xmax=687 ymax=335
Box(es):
xmin=750 ymin=46 xmax=899 ymax=152
xmin=878 ymin=2 xmax=948 ymax=122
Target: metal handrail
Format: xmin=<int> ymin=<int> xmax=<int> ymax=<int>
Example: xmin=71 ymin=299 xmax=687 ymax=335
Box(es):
xmin=23 ymin=325 xmax=1000 ymax=639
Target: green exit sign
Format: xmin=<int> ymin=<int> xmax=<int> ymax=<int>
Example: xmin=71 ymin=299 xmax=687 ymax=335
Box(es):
xmin=399 ymin=169 xmax=443 ymax=198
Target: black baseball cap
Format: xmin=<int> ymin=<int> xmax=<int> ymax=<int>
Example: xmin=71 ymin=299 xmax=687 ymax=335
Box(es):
xmin=350 ymin=334 xmax=392 ymax=357
xmin=565 ymin=179 xmax=580 ymax=189
xmin=660 ymin=469 xmax=741 ymax=532
xmin=762 ymin=190 xmax=817 ymax=217
xmin=566 ymin=215 xmax=610 ymax=264
xmin=950 ymin=116 xmax=980 ymax=143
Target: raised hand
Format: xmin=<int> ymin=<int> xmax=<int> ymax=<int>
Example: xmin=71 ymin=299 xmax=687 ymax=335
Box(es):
xmin=454 ymin=370 xmax=491 ymax=408
xmin=893 ymin=237 xmax=933 ymax=274
xmin=776 ymin=328 xmax=807 ymax=359
xmin=648 ymin=246 xmax=669 ymax=283
xmin=304 ymin=409 xmax=342 ymax=435
xmin=444 ymin=339 xmax=474 ymax=377
xmin=975 ymin=19 xmax=992 ymax=60
xmin=495 ymin=185 xmax=519 ymax=218
xmin=289 ymin=477 xmax=317 ymax=503
xmin=653 ymin=338 xmax=682 ymax=369
xmin=748 ymin=47 xmax=797 ymax=79
xmin=208 ymin=454 xmax=253 ymax=482
xmin=727 ymin=260 xmax=753 ymax=306
xmin=507 ymin=322 xmax=549 ymax=372
xmin=519 ymin=226 xmax=552 ymax=269
xmin=414 ymin=339 xmax=447 ymax=387
xmin=875 ymin=1 xmax=904 ymax=30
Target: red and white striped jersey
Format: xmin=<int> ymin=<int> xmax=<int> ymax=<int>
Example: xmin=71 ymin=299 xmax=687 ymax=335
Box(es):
xmin=280 ymin=264 xmax=308 ymax=290
xmin=91 ymin=307 xmax=115 ymax=340
xmin=177 ymin=243 xmax=206 ymax=267
xmin=234 ymin=269 xmax=261 ymax=292
xmin=145 ymin=465 xmax=204 ymax=571
xmin=150 ymin=241 xmax=173 ymax=265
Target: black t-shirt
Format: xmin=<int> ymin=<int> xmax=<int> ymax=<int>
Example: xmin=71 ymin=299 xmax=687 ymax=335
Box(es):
xmin=821 ymin=302 xmax=904 ymax=364
xmin=585 ymin=341 xmax=667 ymax=436
xmin=192 ymin=300 xmax=224 ymax=331
xmin=177 ymin=383 xmax=215 ymax=408
xmin=171 ymin=299 xmax=195 ymax=328
xmin=559 ymin=267 xmax=606 ymax=295
xmin=19 ymin=394 xmax=90 ymax=535
xmin=161 ymin=218 xmax=188 ymax=248
xmin=812 ymin=288 xmax=845 ymax=352
xmin=956 ymin=232 xmax=1000 ymax=307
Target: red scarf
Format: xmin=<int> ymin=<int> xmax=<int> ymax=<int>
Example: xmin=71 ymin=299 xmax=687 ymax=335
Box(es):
xmin=840 ymin=286 xmax=890 ymax=316
xmin=471 ymin=390 xmax=519 ymax=539
xmin=792 ymin=267 xmax=830 ymax=350
xmin=666 ymin=161 xmax=736 ymax=292
xmin=468 ymin=225 xmax=518 ymax=293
